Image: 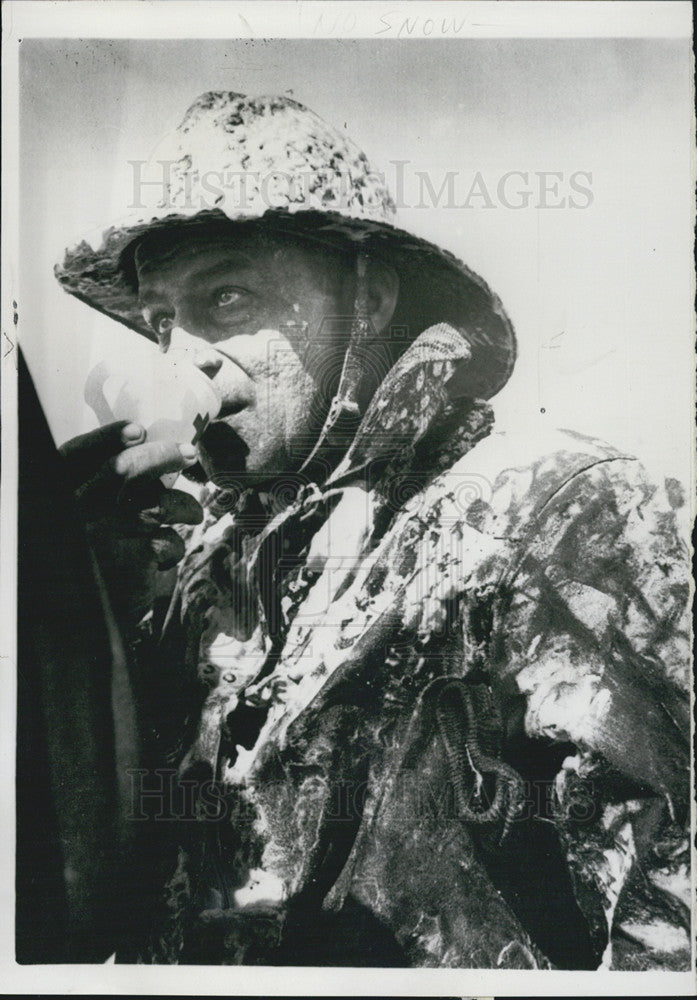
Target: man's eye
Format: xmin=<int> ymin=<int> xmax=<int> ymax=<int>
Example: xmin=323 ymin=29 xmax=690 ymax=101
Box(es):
xmin=151 ymin=314 xmax=174 ymax=337
xmin=214 ymin=288 xmax=243 ymax=309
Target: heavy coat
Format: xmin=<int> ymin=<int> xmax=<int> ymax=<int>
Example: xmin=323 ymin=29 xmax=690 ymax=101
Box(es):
xmin=132 ymin=324 xmax=690 ymax=969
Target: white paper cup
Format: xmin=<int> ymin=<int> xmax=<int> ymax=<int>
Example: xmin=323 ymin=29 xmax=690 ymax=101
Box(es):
xmin=85 ymin=349 xmax=221 ymax=486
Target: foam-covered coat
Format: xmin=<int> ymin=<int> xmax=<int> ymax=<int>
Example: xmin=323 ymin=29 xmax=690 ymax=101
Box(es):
xmin=133 ymin=325 xmax=690 ymax=969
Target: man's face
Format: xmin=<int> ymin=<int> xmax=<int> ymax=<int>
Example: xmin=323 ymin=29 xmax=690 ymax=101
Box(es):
xmin=135 ymin=230 xmax=351 ymax=487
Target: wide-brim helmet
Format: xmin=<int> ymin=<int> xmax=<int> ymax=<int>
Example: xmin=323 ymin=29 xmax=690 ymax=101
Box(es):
xmin=55 ymin=91 xmax=516 ymax=401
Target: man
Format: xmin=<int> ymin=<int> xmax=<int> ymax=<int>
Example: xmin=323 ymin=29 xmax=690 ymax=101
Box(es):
xmin=53 ymin=93 xmax=690 ymax=968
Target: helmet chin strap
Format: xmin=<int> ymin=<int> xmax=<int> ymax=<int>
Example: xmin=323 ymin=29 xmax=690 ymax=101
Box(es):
xmin=299 ymin=252 xmax=373 ymax=476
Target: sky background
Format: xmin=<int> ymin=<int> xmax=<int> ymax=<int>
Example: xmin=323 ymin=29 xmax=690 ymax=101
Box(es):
xmin=19 ymin=36 xmax=694 ymax=492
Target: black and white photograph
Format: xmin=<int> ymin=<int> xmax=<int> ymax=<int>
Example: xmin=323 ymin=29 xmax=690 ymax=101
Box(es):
xmin=2 ymin=1 xmax=694 ymax=994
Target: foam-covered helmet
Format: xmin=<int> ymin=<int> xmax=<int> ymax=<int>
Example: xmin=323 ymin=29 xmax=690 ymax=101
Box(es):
xmin=56 ymin=92 xmax=516 ymax=405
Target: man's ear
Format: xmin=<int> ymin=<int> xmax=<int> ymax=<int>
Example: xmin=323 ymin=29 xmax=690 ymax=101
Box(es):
xmin=366 ymin=259 xmax=399 ymax=336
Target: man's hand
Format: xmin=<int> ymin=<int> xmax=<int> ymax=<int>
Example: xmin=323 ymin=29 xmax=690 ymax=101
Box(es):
xmin=60 ymin=420 xmax=204 ymax=627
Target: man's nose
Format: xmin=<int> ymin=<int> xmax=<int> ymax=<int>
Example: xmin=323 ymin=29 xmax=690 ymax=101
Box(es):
xmin=168 ymin=326 xmax=223 ymax=380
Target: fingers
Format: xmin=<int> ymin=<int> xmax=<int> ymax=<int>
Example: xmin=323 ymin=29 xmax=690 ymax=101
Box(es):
xmin=86 ymin=485 xmax=201 ymax=576
xmin=122 ymin=483 xmax=204 ymax=527
xmin=111 ymin=440 xmax=198 ymax=483
xmin=156 ymin=488 xmax=204 ymax=525
xmin=76 ymin=440 xmax=198 ymax=514
xmin=60 ymin=421 xmax=145 ymax=486
xmin=62 ymin=426 xmax=204 ymax=593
